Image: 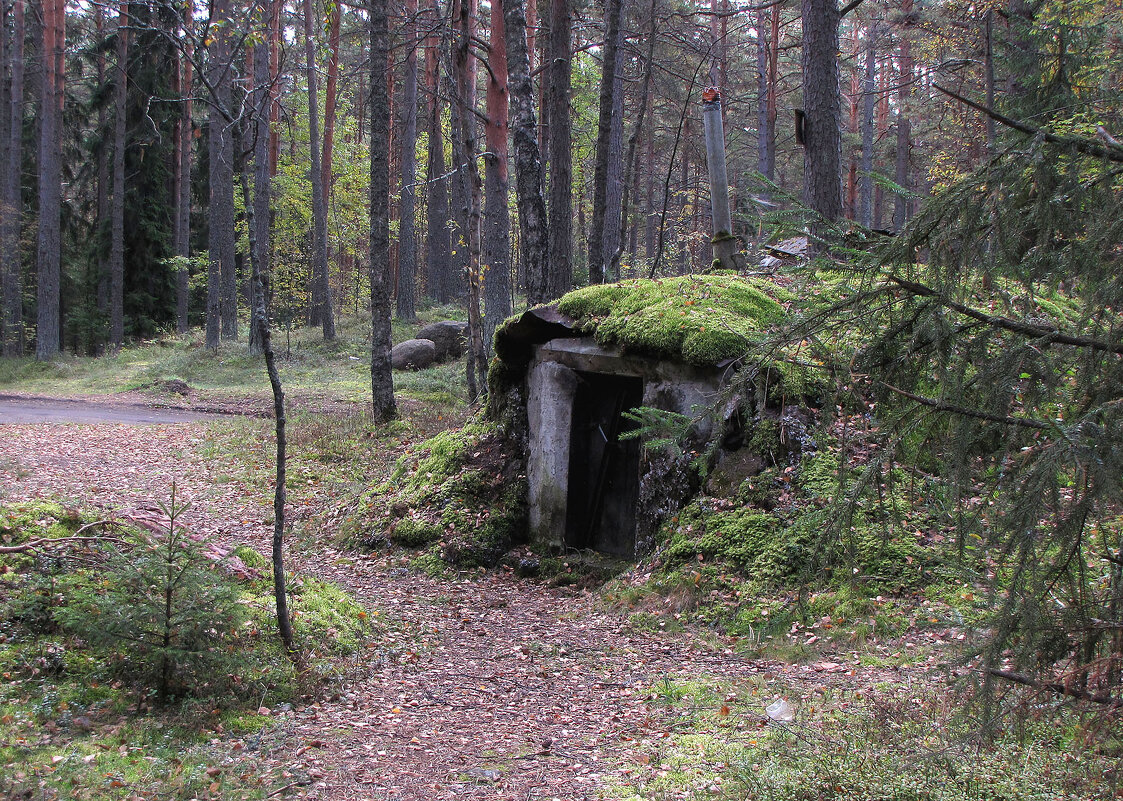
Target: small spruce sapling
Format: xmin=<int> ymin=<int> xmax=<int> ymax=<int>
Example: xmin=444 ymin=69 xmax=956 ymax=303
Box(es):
xmin=58 ymin=483 xmax=244 ymax=703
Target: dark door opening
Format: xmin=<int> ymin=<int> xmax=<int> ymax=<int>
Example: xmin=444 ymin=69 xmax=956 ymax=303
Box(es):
xmin=565 ymin=372 xmax=643 ymax=557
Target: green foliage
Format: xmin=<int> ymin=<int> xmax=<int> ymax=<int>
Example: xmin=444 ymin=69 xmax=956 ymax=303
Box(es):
xmin=54 ymin=493 xmax=244 ymax=703
xmin=555 ymin=275 xmax=788 ymax=366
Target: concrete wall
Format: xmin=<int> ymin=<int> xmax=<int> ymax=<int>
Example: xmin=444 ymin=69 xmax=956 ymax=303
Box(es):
xmin=526 ymin=337 xmax=723 ymax=555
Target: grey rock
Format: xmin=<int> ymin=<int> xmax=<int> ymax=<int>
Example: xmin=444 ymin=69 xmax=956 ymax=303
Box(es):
xmin=416 ymin=320 xmax=468 ymax=361
xmin=391 ymin=338 xmax=437 ymax=370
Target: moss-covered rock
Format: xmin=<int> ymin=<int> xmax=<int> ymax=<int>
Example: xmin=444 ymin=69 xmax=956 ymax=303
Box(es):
xmin=555 ymin=274 xmax=788 ymax=367
xmin=343 ymin=422 xmax=528 ymax=568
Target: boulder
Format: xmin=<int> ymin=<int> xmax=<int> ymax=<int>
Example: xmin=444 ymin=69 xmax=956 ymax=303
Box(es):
xmin=391 ymin=338 xmax=438 ymax=370
xmin=416 ymin=320 xmax=469 ymax=361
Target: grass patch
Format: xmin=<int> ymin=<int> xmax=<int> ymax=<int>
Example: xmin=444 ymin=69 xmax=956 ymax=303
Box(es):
xmin=606 ymin=676 xmax=1121 ymax=801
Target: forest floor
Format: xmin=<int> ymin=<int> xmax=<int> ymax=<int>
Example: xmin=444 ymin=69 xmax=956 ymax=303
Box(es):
xmin=0 ymin=403 xmax=955 ymax=801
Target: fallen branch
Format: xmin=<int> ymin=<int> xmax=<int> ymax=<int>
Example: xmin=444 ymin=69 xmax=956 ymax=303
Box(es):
xmin=0 ymin=534 xmax=129 ymax=554
xmin=988 ymin=668 xmax=1123 ymax=707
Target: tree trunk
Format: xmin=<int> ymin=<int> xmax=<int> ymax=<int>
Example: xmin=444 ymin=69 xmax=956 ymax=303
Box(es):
xmin=35 ymin=0 xmax=64 ymax=359
xmin=249 ymin=223 xmax=294 ymax=654
xmin=424 ymin=1 xmax=451 ymax=303
xmin=268 ymin=0 xmax=282 ymax=175
xmin=304 ymin=0 xmax=335 ymax=340
xmin=2 ymin=0 xmax=25 ymax=355
xmin=800 ymin=0 xmax=843 ymax=225
xmin=109 ymin=2 xmax=128 ymax=349
xmin=175 ymin=5 xmax=193 ymax=335
xmin=893 ymin=0 xmax=913 ymax=231
xmin=250 ymin=22 xmax=271 ymax=357
xmin=321 ymin=0 xmax=341 ymax=204
xmin=858 ymin=16 xmax=877 ymax=228
xmin=483 ymin=0 xmax=511 ymax=351
xmin=503 ymin=0 xmax=549 ymax=306
xmin=206 ymin=0 xmax=235 ymax=349
xmin=874 ymin=49 xmax=889 ymax=228
xmin=586 ymin=0 xmax=624 ymax=285
xmin=609 ymin=0 xmax=655 ymax=279
xmin=369 ymin=0 xmax=396 ymax=420
xmin=545 ymin=0 xmax=572 ymax=298
xmin=452 ymin=0 xmax=487 ymax=399
xmin=397 ymin=0 xmax=419 ymax=322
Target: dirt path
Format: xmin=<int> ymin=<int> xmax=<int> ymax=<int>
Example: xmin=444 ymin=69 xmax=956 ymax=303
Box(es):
xmin=0 ymin=418 xmax=908 ymax=800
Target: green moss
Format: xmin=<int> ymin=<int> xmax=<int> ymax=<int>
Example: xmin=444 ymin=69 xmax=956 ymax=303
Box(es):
xmin=343 ymin=421 xmax=528 ymax=568
xmin=555 ymin=275 xmax=787 ymax=367
xmin=391 ymin=517 xmax=443 ymax=547
xmin=232 ymin=545 xmax=268 ymax=570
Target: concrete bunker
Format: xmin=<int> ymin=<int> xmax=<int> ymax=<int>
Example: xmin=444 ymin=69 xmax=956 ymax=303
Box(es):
xmin=500 ymin=307 xmax=727 ymax=559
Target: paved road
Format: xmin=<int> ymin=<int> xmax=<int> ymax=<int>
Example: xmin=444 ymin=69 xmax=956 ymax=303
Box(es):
xmin=0 ymin=394 xmax=220 ymax=425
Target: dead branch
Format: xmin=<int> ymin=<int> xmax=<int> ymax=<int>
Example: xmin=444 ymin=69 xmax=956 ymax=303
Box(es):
xmin=988 ymin=668 xmax=1123 ymax=707
xmin=0 ymin=534 xmax=129 ymax=554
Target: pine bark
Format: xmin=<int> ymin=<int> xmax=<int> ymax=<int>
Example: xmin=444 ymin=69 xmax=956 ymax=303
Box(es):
xmin=109 ymin=2 xmax=128 ymax=349
xmin=858 ymin=17 xmax=877 ymax=228
xmin=35 ymin=0 xmax=64 ymax=359
xmin=206 ymin=0 xmax=235 ymax=348
xmin=483 ymin=0 xmax=511 ymax=350
xmin=545 ymin=0 xmax=572 ymax=298
xmin=397 ymin=0 xmax=419 ymax=322
xmin=423 ymin=1 xmax=451 ymax=303
xmin=800 ymin=0 xmax=843 ymax=224
xmin=2 ymin=0 xmax=25 ymax=355
xmin=304 ymin=0 xmax=335 ymax=339
xmin=174 ymin=6 xmax=192 ymax=334
xmin=250 ymin=26 xmax=271 ymax=356
xmin=586 ymin=0 xmax=624 ymax=285
xmin=504 ymin=0 xmax=549 ymax=306
xmin=321 ymin=0 xmax=341 ymax=204
xmin=451 ymin=0 xmax=486 ymax=399
xmin=369 ymin=0 xmax=396 ymax=420
xmin=893 ymin=0 xmax=913 ymax=231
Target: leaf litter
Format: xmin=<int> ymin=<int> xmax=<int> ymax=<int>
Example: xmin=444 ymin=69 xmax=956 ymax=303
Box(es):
xmin=0 ymin=416 xmax=940 ymax=800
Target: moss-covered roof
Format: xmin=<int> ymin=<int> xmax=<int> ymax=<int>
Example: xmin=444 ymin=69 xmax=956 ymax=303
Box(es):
xmin=553 ymin=274 xmax=789 ymax=367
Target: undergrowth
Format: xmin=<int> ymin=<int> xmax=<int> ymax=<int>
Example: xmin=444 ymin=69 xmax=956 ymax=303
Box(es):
xmin=0 ymin=501 xmax=377 ymax=800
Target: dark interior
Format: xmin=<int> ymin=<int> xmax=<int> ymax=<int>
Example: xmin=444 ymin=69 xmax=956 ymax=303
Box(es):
xmin=565 ymin=372 xmax=643 ymax=557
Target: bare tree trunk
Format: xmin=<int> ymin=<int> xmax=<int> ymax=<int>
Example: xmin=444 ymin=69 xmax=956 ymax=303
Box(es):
xmin=984 ymin=9 xmax=996 ymax=155
xmin=503 ymin=0 xmax=549 ymax=306
xmin=424 ymin=0 xmax=451 ymax=303
xmin=321 ymin=0 xmax=341 ymax=204
xmin=369 ymin=0 xmax=396 ymax=420
xmin=893 ymin=0 xmax=913 ymax=231
xmin=250 ymin=233 xmax=294 ymax=654
xmin=249 ymin=19 xmax=271 ymax=357
xmin=608 ymin=0 xmax=655 ymax=279
xmin=545 ymin=0 xmax=572 ymax=298
xmin=483 ymin=0 xmax=510 ymax=351
xmin=109 ymin=2 xmax=128 ymax=350
xmin=586 ymin=0 xmax=624 ymax=285
xmin=2 ymin=0 xmax=25 ymax=355
xmin=304 ymin=0 xmax=335 ymax=340
xmin=175 ymin=5 xmax=193 ymax=334
xmin=35 ymin=0 xmax=64 ymax=359
xmin=207 ymin=0 xmax=235 ymax=349
xmin=800 ymin=0 xmax=843 ymax=225
xmin=452 ymin=0 xmax=487 ymax=399
xmin=268 ymin=0 xmax=282 ymax=176
xmin=874 ymin=49 xmax=889 ymax=228
xmin=858 ymin=16 xmax=877 ymax=228
xmin=397 ymin=0 xmax=419 ymax=322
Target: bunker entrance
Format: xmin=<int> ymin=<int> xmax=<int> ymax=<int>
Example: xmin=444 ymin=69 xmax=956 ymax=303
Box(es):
xmin=565 ymin=372 xmax=643 ymax=557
